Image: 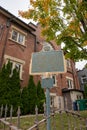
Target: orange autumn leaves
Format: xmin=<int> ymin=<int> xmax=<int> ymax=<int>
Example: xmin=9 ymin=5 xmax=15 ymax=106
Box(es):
xmin=19 ymin=0 xmax=58 ymax=24
xmin=19 ymin=0 xmax=87 ymax=48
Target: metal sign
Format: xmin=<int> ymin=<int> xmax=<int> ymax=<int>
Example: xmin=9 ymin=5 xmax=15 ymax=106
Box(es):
xmin=30 ymin=50 xmax=66 ymax=75
xmin=41 ymin=78 xmax=54 ymax=88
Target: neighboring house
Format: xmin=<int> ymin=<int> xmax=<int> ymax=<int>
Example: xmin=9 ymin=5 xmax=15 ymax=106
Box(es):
xmin=0 ymin=6 xmax=83 ymax=110
xmin=77 ymin=68 xmax=87 ymax=91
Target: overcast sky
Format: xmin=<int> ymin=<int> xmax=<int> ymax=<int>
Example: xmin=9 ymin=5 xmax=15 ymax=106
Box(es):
xmin=0 ymin=0 xmax=30 ymax=23
xmin=0 ymin=0 xmax=87 ymax=70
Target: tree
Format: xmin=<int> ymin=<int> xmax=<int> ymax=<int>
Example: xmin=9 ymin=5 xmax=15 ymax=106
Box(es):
xmin=0 ymin=61 xmax=21 ymax=115
xmin=36 ymin=81 xmax=45 ymax=113
xmin=0 ymin=61 xmax=12 ymax=105
xmin=84 ymin=63 xmax=87 ymax=68
xmin=8 ymin=68 xmax=21 ymax=114
xmin=19 ymin=0 xmax=87 ymax=61
xmin=28 ymin=76 xmax=37 ymax=114
xmin=21 ymin=87 xmax=29 ymax=115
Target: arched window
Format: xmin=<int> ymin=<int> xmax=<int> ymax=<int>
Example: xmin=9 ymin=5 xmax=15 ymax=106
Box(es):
xmin=41 ymin=42 xmax=54 ymax=52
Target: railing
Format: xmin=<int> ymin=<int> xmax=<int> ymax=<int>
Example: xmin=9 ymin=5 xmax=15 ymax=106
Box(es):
xmin=0 ymin=105 xmax=21 ymax=130
xmin=0 ymin=104 xmax=87 ymax=130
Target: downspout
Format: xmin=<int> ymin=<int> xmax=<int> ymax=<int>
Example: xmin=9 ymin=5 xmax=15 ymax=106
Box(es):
xmin=0 ymin=19 xmax=11 ymax=69
xmin=34 ymin=35 xmax=37 ymax=52
xmin=71 ymin=60 xmax=76 ymax=89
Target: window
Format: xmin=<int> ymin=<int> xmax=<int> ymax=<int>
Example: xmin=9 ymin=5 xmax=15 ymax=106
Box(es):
xmin=12 ymin=30 xmax=17 ymax=41
xmin=11 ymin=29 xmax=25 ymax=45
xmin=15 ymin=63 xmax=21 ymax=72
xmin=81 ymin=76 xmax=87 ymax=84
xmin=77 ymin=95 xmax=82 ymax=100
xmin=50 ymin=96 xmax=54 ymax=107
xmin=5 ymin=55 xmax=25 ymax=80
xmin=18 ymin=33 xmax=24 ymax=44
xmin=66 ymin=59 xmax=71 ymax=68
xmin=41 ymin=42 xmax=54 ymax=52
xmin=10 ymin=61 xmax=22 ymax=79
xmin=52 ymin=75 xmax=57 ymax=86
xmin=67 ymin=78 xmax=74 ymax=89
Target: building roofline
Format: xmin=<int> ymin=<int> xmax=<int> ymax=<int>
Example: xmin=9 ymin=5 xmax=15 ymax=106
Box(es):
xmin=29 ymin=22 xmax=37 ymax=28
xmin=0 ymin=6 xmax=36 ymax=32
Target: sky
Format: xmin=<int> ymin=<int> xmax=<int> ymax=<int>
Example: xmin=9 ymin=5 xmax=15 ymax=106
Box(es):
xmin=0 ymin=0 xmax=87 ymax=70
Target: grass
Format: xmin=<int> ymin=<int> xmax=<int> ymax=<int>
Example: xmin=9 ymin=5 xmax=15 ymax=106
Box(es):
xmin=0 ymin=110 xmax=87 ymax=130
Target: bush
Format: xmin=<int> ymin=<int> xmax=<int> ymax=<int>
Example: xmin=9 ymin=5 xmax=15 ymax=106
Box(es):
xmin=36 ymin=81 xmax=46 ymax=113
xmin=0 ymin=61 xmax=21 ymax=116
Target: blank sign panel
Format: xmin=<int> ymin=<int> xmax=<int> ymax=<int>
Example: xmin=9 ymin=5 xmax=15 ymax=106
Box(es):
xmin=30 ymin=50 xmax=66 ymax=75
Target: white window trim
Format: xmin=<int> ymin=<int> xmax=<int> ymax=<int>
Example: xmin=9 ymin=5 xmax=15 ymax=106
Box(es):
xmin=10 ymin=26 xmax=27 ymax=46
xmin=52 ymin=75 xmax=57 ymax=86
xmin=81 ymin=77 xmax=87 ymax=84
xmin=11 ymin=26 xmax=27 ymax=36
xmin=50 ymin=93 xmax=56 ymax=107
xmin=66 ymin=59 xmax=71 ymax=68
xmin=41 ymin=41 xmax=54 ymax=52
xmin=66 ymin=76 xmax=73 ymax=80
xmin=4 ymin=55 xmax=25 ymax=80
xmin=11 ymin=30 xmax=25 ymax=45
xmin=66 ymin=77 xmax=74 ymax=89
xmin=4 ymin=55 xmax=25 ymax=64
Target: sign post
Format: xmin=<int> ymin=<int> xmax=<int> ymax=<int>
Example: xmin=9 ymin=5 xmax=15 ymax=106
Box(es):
xmin=30 ymin=50 xmax=66 ymax=130
xmin=46 ymin=87 xmax=51 ymax=130
xmin=41 ymin=77 xmax=53 ymax=130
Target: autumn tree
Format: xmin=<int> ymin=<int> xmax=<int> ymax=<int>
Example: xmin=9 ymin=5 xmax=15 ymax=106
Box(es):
xmin=19 ymin=0 xmax=87 ymax=61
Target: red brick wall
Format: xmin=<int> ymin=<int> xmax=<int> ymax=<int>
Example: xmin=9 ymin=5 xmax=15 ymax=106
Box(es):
xmin=0 ymin=13 xmax=36 ymax=87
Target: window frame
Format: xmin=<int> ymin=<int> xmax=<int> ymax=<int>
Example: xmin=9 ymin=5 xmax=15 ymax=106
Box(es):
xmin=41 ymin=41 xmax=54 ymax=52
xmin=7 ymin=60 xmax=23 ymax=79
xmin=4 ymin=55 xmax=25 ymax=80
xmin=11 ymin=29 xmax=25 ymax=45
xmin=50 ymin=96 xmax=55 ymax=107
xmin=66 ymin=77 xmax=74 ymax=89
xmin=66 ymin=59 xmax=71 ymax=68
xmin=81 ymin=76 xmax=87 ymax=84
xmin=52 ymin=75 xmax=57 ymax=86
xmin=10 ymin=26 xmax=27 ymax=46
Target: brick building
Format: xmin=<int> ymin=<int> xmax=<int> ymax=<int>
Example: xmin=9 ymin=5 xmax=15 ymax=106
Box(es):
xmin=0 ymin=6 xmax=83 ymax=110
xmin=77 ymin=68 xmax=87 ymax=91
xmin=0 ymin=6 xmax=36 ymax=87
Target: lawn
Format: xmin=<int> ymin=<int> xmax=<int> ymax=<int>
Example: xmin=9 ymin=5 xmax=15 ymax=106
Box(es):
xmin=0 ymin=110 xmax=87 ymax=130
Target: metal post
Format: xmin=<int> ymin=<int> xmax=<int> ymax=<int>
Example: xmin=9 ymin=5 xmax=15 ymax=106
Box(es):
xmin=46 ymin=88 xmax=51 ymax=130
xmin=10 ymin=105 xmax=13 ymax=124
xmin=43 ymin=102 xmax=46 ymax=117
xmin=35 ymin=105 xmax=39 ymax=130
xmin=0 ymin=104 xmax=3 ymax=118
xmin=17 ymin=106 xmax=21 ymax=129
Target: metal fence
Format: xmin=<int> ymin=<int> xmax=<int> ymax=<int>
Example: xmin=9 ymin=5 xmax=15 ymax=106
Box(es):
xmin=0 ymin=104 xmax=87 ymax=130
